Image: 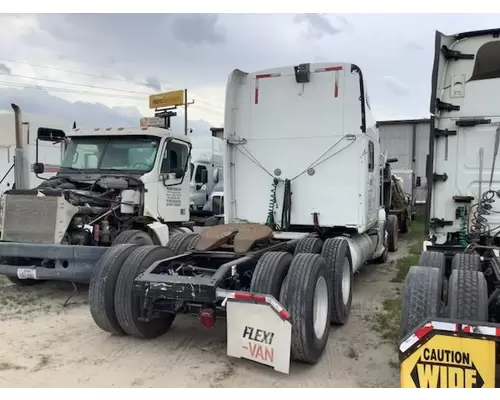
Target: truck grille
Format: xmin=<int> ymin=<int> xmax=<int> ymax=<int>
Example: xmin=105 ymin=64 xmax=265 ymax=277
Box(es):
xmin=1 ymin=194 xmax=60 ymax=244
xmin=212 ymin=195 xmax=224 ymax=215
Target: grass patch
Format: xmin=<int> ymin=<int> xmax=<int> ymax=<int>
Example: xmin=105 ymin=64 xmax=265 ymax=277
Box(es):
xmin=373 ymin=206 xmax=428 ymax=343
xmin=373 ymin=298 xmax=402 ymax=342
xmin=391 ymin=208 xmax=427 ymax=283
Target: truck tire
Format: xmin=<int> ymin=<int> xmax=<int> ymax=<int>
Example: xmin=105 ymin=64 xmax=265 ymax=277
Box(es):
xmin=321 ymin=237 xmax=353 ymax=325
xmin=112 ymin=230 xmax=154 ymax=246
xmin=204 ymin=216 xmax=219 ymax=226
xmin=88 ymin=244 xmax=138 ymax=336
xmin=400 ymin=211 xmax=411 ymax=234
xmin=250 ymin=252 xmax=293 ymax=299
xmin=401 ymin=266 xmax=441 ymax=337
xmin=448 ymin=269 xmax=488 ymax=322
xmin=114 ymin=246 xmax=176 ymax=339
xmin=294 ymin=237 xmax=323 ymax=256
xmin=280 ymin=253 xmax=331 ymax=364
xmin=167 ymin=232 xmax=200 ymax=255
xmin=418 ymin=251 xmax=446 ymax=270
xmin=387 ymin=215 xmax=398 ymax=252
xmin=451 ymin=253 xmax=481 ymax=272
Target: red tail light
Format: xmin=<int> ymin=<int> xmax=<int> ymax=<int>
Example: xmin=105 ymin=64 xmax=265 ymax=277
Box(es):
xmin=199 ymin=308 xmax=215 ymax=329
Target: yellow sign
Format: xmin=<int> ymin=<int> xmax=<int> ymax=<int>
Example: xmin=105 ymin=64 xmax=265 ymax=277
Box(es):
xmin=149 ymin=90 xmax=184 ymax=109
xmin=401 ymin=334 xmax=495 ymax=388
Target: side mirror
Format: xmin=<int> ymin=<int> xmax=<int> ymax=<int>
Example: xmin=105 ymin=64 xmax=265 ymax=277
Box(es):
xmin=416 ymin=176 xmax=422 ymax=187
xmin=173 ymin=168 xmax=185 ymax=179
xmin=201 ymin=169 xmax=208 ymax=184
xmin=33 ymin=162 xmax=45 ymax=174
xmin=213 ymin=168 xmax=219 ymax=184
xmin=387 ymin=157 xmax=399 ymax=163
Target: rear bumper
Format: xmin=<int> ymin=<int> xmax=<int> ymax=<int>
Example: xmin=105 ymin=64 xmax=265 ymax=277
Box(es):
xmin=0 ymin=242 xmax=108 ymax=284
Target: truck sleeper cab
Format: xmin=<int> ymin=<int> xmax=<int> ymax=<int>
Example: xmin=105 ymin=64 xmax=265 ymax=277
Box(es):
xmin=89 ymin=61 xmax=396 ymax=374
xmin=400 ymin=28 xmax=500 ymax=388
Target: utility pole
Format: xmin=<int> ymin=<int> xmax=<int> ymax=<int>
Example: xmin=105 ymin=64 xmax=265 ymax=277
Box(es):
xmin=184 ymin=89 xmax=195 ymax=136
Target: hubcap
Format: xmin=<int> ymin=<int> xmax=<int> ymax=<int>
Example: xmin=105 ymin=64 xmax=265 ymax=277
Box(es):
xmin=342 ymin=257 xmax=351 ymax=305
xmin=313 ymin=276 xmax=329 ymax=340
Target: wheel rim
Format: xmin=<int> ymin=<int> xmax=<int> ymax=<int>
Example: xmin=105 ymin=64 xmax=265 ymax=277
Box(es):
xmin=313 ymin=276 xmax=329 ymax=340
xmin=342 ymin=256 xmax=351 ymax=305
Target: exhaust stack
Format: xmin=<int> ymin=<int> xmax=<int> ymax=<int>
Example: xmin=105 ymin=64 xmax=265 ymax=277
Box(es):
xmin=11 ymin=103 xmax=26 ymax=189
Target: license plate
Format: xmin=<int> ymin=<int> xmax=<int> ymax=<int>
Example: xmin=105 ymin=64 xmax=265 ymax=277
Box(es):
xmin=16 ymin=268 xmax=37 ymax=280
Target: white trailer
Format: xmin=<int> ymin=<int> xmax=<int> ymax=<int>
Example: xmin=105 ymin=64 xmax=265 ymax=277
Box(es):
xmin=88 ymin=61 xmax=397 ymax=374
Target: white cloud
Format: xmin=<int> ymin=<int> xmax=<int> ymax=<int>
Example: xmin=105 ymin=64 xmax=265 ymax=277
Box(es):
xmin=1 ymin=12 xmax=500 ymax=127
xmin=382 ymin=75 xmax=410 ymax=96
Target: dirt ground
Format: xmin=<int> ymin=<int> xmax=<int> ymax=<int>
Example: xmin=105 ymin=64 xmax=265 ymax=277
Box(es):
xmin=0 ymin=238 xmax=415 ymax=388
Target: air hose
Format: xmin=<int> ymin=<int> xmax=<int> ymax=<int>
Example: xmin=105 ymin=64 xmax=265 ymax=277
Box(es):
xmin=469 ymin=190 xmax=497 ymax=244
xmin=458 ymin=207 xmax=468 ymax=248
xmin=265 ymin=178 xmax=279 ymax=229
xmin=265 ymin=178 xmax=292 ymax=231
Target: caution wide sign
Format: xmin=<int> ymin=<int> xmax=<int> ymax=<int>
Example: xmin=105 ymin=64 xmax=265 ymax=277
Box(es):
xmin=401 ymin=334 xmax=496 ymax=388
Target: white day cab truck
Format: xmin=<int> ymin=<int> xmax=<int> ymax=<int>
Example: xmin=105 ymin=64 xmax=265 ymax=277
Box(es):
xmin=399 ymin=28 xmax=500 ymax=388
xmin=87 ymin=61 xmax=399 ymax=374
xmin=189 ymin=135 xmax=223 ymax=210
xmin=0 ymin=106 xmax=209 ymax=286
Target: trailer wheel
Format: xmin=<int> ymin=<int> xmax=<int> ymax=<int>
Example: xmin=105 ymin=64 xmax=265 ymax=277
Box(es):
xmin=281 ymin=253 xmax=331 ymax=364
xmin=448 ymin=269 xmax=488 ymax=322
xmin=321 ymin=238 xmax=353 ymax=325
xmin=112 ymin=230 xmax=155 ymax=246
xmin=294 ymin=237 xmax=323 ymax=256
xmin=401 ymin=266 xmax=441 ymax=337
xmin=387 ymin=215 xmax=398 ymax=252
xmin=88 ymin=244 xmax=138 ymax=336
xmin=451 ymin=253 xmax=481 ymax=272
xmin=250 ymin=252 xmax=293 ymax=299
xmin=114 ymin=246 xmax=177 ymax=339
xmin=167 ymin=232 xmax=200 ymax=255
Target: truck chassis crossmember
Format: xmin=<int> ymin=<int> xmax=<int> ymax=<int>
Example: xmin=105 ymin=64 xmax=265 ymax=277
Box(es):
xmin=134 ymin=241 xmax=295 ymax=318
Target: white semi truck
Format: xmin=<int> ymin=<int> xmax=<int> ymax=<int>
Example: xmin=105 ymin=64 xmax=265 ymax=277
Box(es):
xmin=88 ymin=61 xmax=399 ymax=374
xmin=189 ymin=135 xmax=223 ymax=210
xmin=400 ymin=28 xmax=500 ymax=388
xmin=0 ymin=106 xmax=201 ymax=286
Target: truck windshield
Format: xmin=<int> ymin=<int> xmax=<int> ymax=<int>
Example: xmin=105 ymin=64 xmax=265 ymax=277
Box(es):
xmin=60 ymin=135 xmax=160 ymax=173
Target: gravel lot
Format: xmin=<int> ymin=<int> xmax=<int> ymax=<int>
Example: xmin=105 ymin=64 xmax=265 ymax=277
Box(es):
xmin=0 ymin=227 xmax=422 ymax=388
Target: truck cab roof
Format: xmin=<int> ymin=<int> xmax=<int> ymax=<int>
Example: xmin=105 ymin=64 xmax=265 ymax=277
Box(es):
xmin=68 ymin=127 xmax=191 ymax=143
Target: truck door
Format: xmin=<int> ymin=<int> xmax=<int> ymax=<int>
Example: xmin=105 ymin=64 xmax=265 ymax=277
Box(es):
xmin=157 ymin=138 xmax=191 ymax=222
xmin=191 ymin=163 xmax=210 ymax=209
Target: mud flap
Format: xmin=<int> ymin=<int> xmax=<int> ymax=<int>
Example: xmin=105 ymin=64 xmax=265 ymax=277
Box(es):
xmin=219 ymin=289 xmax=292 ymax=374
xmin=399 ymin=318 xmax=499 ymax=388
